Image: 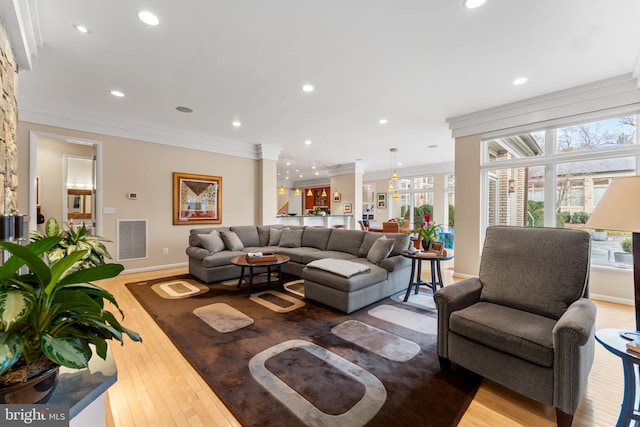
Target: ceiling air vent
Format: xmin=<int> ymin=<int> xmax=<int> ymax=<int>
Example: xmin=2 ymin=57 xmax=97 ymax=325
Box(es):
xmin=117 ymin=219 xmax=147 ymax=261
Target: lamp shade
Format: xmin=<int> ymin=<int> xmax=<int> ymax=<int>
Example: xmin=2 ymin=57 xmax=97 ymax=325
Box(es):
xmin=586 ymin=175 xmax=640 ymax=232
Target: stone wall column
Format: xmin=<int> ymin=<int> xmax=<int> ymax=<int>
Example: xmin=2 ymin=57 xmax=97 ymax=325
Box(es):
xmin=0 ymin=22 xmax=18 ymax=215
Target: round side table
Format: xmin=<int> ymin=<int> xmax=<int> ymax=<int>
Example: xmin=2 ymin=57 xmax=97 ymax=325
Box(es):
xmin=595 ymin=328 xmax=640 ymax=427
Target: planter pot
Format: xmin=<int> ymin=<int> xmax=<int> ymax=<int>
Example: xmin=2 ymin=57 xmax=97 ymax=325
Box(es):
xmin=591 ymin=231 xmax=608 ymax=241
xmin=423 ymin=240 xmax=431 ymax=251
xmin=614 ymin=252 xmax=634 ymax=265
xmin=0 ymin=365 xmax=60 ymax=404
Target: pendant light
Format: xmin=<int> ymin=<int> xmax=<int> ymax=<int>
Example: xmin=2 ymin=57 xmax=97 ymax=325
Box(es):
xmin=321 ymin=188 xmax=327 ymax=197
xmin=307 ymin=188 xmax=313 ymax=196
xmin=278 ymin=185 xmax=285 ymax=194
xmin=295 ymin=187 xmax=301 ymax=195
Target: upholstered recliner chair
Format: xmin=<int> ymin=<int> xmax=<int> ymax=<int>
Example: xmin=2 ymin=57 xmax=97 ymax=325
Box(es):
xmin=434 ymin=226 xmax=596 ymax=427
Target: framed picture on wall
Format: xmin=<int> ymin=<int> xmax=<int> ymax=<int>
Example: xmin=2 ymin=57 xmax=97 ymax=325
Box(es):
xmin=343 ymin=203 xmax=352 ymax=213
xmin=377 ymin=193 xmax=387 ymax=209
xmin=173 ymin=172 xmax=222 ymax=225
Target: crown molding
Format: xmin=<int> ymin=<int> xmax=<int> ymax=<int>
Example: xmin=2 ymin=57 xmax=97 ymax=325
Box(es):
xmin=0 ymin=0 xmax=41 ymax=71
xmin=257 ymin=144 xmax=281 ymax=161
xmin=363 ymin=161 xmax=455 ymax=181
xmin=326 ymin=161 xmax=366 ymax=177
xmin=17 ymin=98 xmax=262 ymax=160
xmin=447 ymin=74 xmax=640 ymax=138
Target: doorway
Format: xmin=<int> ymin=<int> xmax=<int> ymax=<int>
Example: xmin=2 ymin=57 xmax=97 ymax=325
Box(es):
xmin=29 ymin=131 xmax=102 ymax=235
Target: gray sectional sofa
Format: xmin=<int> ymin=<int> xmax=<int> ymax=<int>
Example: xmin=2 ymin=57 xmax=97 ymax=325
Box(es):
xmin=186 ymin=224 xmax=412 ymax=313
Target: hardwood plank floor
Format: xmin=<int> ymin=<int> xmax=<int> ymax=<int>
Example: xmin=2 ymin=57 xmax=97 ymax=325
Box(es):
xmin=100 ymin=266 xmax=633 ymax=426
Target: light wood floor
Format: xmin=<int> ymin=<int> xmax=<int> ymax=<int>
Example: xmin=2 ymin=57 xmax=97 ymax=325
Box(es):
xmin=100 ymin=266 xmax=633 ymax=426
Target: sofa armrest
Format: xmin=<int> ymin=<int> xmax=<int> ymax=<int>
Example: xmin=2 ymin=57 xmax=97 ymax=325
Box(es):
xmin=552 ymin=298 xmax=597 ymax=414
xmin=186 ymin=246 xmax=210 ymax=260
xmin=379 ymin=255 xmax=411 ymax=272
xmin=433 ymin=277 xmax=483 ymax=359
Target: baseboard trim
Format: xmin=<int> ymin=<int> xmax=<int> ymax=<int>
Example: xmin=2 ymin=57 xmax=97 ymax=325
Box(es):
xmin=123 ymin=262 xmax=188 ymax=274
xmin=589 ymin=293 xmax=634 ymax=306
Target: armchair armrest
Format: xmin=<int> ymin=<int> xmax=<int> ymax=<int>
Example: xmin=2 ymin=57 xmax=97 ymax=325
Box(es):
xmin=433 ymin=277 xmax=483 ymax=359
xmin=186 ymin=246 xmax=210 ymax=260
xmin=552 ymin=298 xmax=597 ymax=414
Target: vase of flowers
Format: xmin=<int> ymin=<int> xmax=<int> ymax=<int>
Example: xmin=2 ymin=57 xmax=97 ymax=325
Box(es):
xmin=415 ymin=214 xmax=441 ymax=250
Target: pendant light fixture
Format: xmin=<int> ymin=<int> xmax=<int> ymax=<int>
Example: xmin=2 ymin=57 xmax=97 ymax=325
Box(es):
xmin=307 ymin=188 xmax=313 ymax=196
xmin=389 ymin=148 xmax=399 ymax=196
xmin=295 ymin=187 xmax=301 ymax=195
xmin=321 ymin=188 xmax=327 ymax=197
xmin=278 ymin=185 xmax=285 ymax=194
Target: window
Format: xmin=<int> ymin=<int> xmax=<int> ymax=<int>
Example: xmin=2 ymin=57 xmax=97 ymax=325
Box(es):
xmin=482 ymin=114 xmax=639 ymax=268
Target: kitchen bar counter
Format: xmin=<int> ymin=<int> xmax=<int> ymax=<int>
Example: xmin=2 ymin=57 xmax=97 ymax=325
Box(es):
xmin=276 ymin=215 xmax=353 ymax=229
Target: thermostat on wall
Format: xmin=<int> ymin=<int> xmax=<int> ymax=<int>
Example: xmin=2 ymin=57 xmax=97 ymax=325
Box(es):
xmin=127 ymin=192 xmax=138 ymax=200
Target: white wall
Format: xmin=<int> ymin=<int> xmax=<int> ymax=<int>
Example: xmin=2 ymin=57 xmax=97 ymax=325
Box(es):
xmin=18 ymin=121 xmax=260 ymax=271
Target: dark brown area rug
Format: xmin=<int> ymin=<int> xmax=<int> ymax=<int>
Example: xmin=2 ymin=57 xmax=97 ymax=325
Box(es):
xmin=125 ymin=275 xmax=480 ymax=427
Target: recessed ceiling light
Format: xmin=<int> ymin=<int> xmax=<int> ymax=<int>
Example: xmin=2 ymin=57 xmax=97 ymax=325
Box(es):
xmin=110 ymin=90 xmax=125 ymax=97
xmin=463 ymin=0 xmax=487 ymax=8
xmin=74 ymin=25 xmax=90 ymax=33
xmin=305 ymin=140 xmax=312 ymax=145
xmin=299 ymin=174 xmax=303 ymax=178
xmin=311 ymin=165 xmax=316 ymax=169
xmin=302 ymin=84 xmax=314 ymax=92
xmin=427 ymin=144 xmax=439 ymax=148
xmin=176 ymin=106 xmax=193 ymax=113
xmin=286 ymin=161 xmax=291 ymax=166
xmin=379 ymin=118 xmax=388 ymax=124
xmin=138 ymin=11 xmax=159 ymax=26
xmin=232 ymin=120 xmax=242 ymax=127
xmin=315 ymin=172 xmax=319 ymax=175
xmin=512 ymin=77 xmax=528 ymax=85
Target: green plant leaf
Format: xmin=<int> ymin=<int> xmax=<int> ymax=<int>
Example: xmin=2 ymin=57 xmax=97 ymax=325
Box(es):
xmin=0 ymin=290 xmax=35 ymax=330
xmin=59 ymin=263 xmax=124 ymax=286
xmin=44 ymin=218 xmax=61 ymax=237
xmin=46 ymin=250 xmax=89 ymax=294
xmin=101 ymin=311 xmax=142 ymax=342
xmin=40 ymin=334 xmax=90 ymax=369
xmin=0 ymin=332 xmax=23 ymax=375
xmin=0 ymin=240 xmax=55 ymax=285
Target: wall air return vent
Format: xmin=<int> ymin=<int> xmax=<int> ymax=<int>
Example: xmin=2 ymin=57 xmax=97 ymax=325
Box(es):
xmin=117 ymin=219 xmax=147 ymax=261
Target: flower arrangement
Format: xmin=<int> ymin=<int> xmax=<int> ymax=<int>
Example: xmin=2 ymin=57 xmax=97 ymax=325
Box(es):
xmin=415 ymin=213 xmax=442 ymax=243
xmin=389 ymin=217 xmax=405 ymax=226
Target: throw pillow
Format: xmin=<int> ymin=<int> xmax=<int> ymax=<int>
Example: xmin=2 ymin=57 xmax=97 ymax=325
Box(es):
xmin=220 ymin=231 xmax=244 ymax=251
xmin=279 ymin=229 xmax=303 ymax=248
xmin=367 ymin=236 xmax=395 ymax=264
xmin=268 ymin=228 xmax=282 ymax=246
xmin=198 ymin=230 xmax=226 ymax=253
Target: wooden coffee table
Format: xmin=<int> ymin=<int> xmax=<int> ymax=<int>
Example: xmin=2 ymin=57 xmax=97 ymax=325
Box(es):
xmin=230 ymin=254 xmax=290 ymax=296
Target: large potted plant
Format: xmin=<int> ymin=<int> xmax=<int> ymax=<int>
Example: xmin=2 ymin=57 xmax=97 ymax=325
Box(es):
xmin=0 ymin=236 xmax=141 ymax=403
xmin=30 ymin=217 xmax=112 ymax=270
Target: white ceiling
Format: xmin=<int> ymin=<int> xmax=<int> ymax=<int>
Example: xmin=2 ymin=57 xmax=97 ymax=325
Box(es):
xmin=11 ymin=0 xmax=640 ymax=185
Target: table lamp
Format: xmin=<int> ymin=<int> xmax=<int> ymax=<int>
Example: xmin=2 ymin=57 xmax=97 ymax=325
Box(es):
xmin=585 ymin=175 xmax=640 ymax=331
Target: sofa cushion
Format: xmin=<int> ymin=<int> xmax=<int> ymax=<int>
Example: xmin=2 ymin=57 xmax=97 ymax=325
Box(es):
xmin=198 ymin=230 xmax=226 ymax=253
xmin=367 ymin=236 xmax=395 ymax=264
xmin=279 ymin=229 xmax=303 ymax=248
xmin=276 ymin=247 xmax=321 ymax=263
xmin=383 ymin=233 xmax=411 ymax=256
xmin=326 ymin=229 xmax=365 ymax=256
xmin=300 ymin=250 xmax=358 ymax=264
xmin=302 ymin=227 xmax=332 ymax=250
xmin=230 ymin=226 xmax=260 ymax=247
xmin=189 ymin=227 xmax=230 ymax=247
xmin=220 ymin=231 xmax=244 ymax=251
xmin=202 ymin=250 xmax=246 ymax=268
xmin=268 ymin=228 xmax=282 ymax=246
xmin=478 ymin=226 xmax=590 ymax=319
xmin=449 ymin=301 xmax=556 ymax=368
xmin=358 ymin=233 xmax=382 ymax=258
xmin=303 ymin=261 xmax=387 ymax=293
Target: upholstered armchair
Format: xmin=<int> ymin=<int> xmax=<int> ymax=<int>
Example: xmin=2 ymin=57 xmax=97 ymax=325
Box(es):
xmin=434 ymin=226 xmax=596 ymax=427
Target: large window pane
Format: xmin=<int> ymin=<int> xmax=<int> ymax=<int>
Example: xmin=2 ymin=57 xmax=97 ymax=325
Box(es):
xmin=556 ymin=116 xmax=637 ymax=153
xmin=487 ymin=166 xmax=544 ymax=227
xmin=390 ymin=193 xmax=410 ymax=223
xmin=413 ymin=176 xmax=434 ymax=190
xmin=486 ymin=131 xmax=545 ymax=162
xmin=556 ymin=157 xmax=635 ymax=267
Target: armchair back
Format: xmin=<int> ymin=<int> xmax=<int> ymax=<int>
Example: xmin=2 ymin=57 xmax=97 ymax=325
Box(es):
xmin=478 ymin=226 xmax=591 ymax=319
